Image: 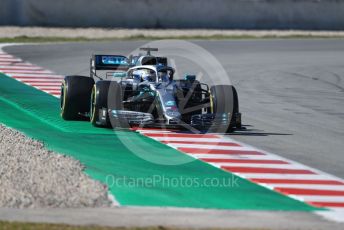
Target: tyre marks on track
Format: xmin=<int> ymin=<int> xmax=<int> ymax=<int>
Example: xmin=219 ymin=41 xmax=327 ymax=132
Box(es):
xmin=0 ymin=51 xmax=63 ymax=97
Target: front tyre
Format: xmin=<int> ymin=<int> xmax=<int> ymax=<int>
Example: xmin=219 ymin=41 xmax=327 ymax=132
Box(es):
xmin=232 ymin=86 xmax=242 ymax=129
xmin=90 ymin=81 xmax=123 ymax=127
xmin=90 ymin=81 xmax=110 ymax=127
xmin=60 ymin=75 xmax=94 ymax=120
xmin=210 ymin=85 xmax=239 ymax=133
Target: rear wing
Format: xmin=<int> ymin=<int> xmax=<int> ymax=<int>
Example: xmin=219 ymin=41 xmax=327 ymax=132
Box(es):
xmin=91 ymin=55 xmax=130 ymax=71
xmin=91 ymin=55 xmax=131 ymax=80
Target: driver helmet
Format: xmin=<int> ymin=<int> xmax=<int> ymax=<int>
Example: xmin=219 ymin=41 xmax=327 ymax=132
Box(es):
xmin=158 ymin=71 xmax=169 ymax=82
xmin=141 ymin=71 xmax=156 ymax=82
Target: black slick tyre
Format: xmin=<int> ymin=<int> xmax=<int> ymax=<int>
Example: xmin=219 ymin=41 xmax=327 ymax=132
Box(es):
xmin=210 ymin=85 xmax=236 ymax=133
xmin=60 ymin=75 xmax=94 ymax=120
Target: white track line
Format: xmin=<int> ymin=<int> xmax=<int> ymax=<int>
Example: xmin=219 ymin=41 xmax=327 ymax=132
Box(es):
xmin=0 ymin=66 xmax=42 ymax=70
xmin=150 ymin=137 xmax=241 ymax=143
xmin=165 ymin=143 xmax=254 ymax=151
xmin=316 ymin=208 xmax=344 ymax=222
xmin=192 ymin=154 xmax=283 ymax=160
xmin=137 ymin=130 xmax=179 ymax=133
xmin=3 ymin=70 xmax=54 ymax=74
xmin=0 ymin=58 xmax=22 ymax=62
xmin=237 ymin=173 xmax=337 ymax=180
xmin=263 ymin=184 xmax=344 ymax=190
xmin=14 ymin=78 xmax=64 ymax=82
xmin=0 ymin=54 xmax=14 ymax=58
xmin=0 ymin=63 xmax=35 ymax=67
xmin=10 ymin=74 xmax=63 ymax=78
xmin=301 ymin=195 xmax=344 ymax=202
xmin=212 ymin=163 xmax=303 ymax=169
xmin=37 ymin=86 xmax=61 ymax=90
xmin=28 ymin=82 xmax=62 ymax=86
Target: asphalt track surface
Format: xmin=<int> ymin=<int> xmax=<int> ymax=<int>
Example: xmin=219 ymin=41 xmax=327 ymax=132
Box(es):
xmin=4 ymin=39 xmax=344 ymax=179
xmin=2 ymin=40 xmax=344 ymax=228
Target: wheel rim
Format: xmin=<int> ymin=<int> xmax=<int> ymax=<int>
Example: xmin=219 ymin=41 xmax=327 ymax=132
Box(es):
xmin=90 ymin=85 xmax=96 ymax=122
xmin=60 ymin=81 xmax=67 ymax=117
xmin=209 ymin=90 xmax=214 ymax=113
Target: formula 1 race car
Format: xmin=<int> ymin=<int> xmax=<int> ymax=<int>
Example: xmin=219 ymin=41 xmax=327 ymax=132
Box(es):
xmin=60 ymin=48 xmax=241 ymax=133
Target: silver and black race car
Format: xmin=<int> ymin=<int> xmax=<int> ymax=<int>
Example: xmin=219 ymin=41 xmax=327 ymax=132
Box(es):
xmin=60 ymin=48 xmax=241 ymax=133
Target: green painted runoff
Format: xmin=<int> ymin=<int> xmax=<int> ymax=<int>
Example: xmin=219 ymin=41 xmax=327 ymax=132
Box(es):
xmin=0 ymin=73 xmax=320 ymax=211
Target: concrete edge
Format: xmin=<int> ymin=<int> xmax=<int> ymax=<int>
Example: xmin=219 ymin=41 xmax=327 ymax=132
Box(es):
xmin=0 ymin=206 xmax=342 ymax=230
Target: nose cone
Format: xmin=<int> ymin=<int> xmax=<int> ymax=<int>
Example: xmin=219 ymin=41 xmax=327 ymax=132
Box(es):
xmin=165 ymin=108 xmax=181 ymax=125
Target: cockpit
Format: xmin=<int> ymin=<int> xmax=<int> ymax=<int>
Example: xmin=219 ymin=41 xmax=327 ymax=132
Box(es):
xmin=129 ymin=68 xmax=157 ymax=82
xmin=127 ymin=66 xmax=174 ymax=83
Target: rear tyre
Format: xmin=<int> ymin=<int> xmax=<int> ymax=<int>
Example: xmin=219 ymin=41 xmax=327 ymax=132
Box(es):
xmin=210 ymin=85 xmax=237 ymax=133
xmin=90 ymin=81 xmax=123 ymax=127
xmin=60 ymin=75 xmax=94 ymax=120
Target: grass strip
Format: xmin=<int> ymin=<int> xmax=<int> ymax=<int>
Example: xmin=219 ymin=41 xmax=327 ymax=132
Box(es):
xmin=1 ymin=34 xmax=344 ymax=43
